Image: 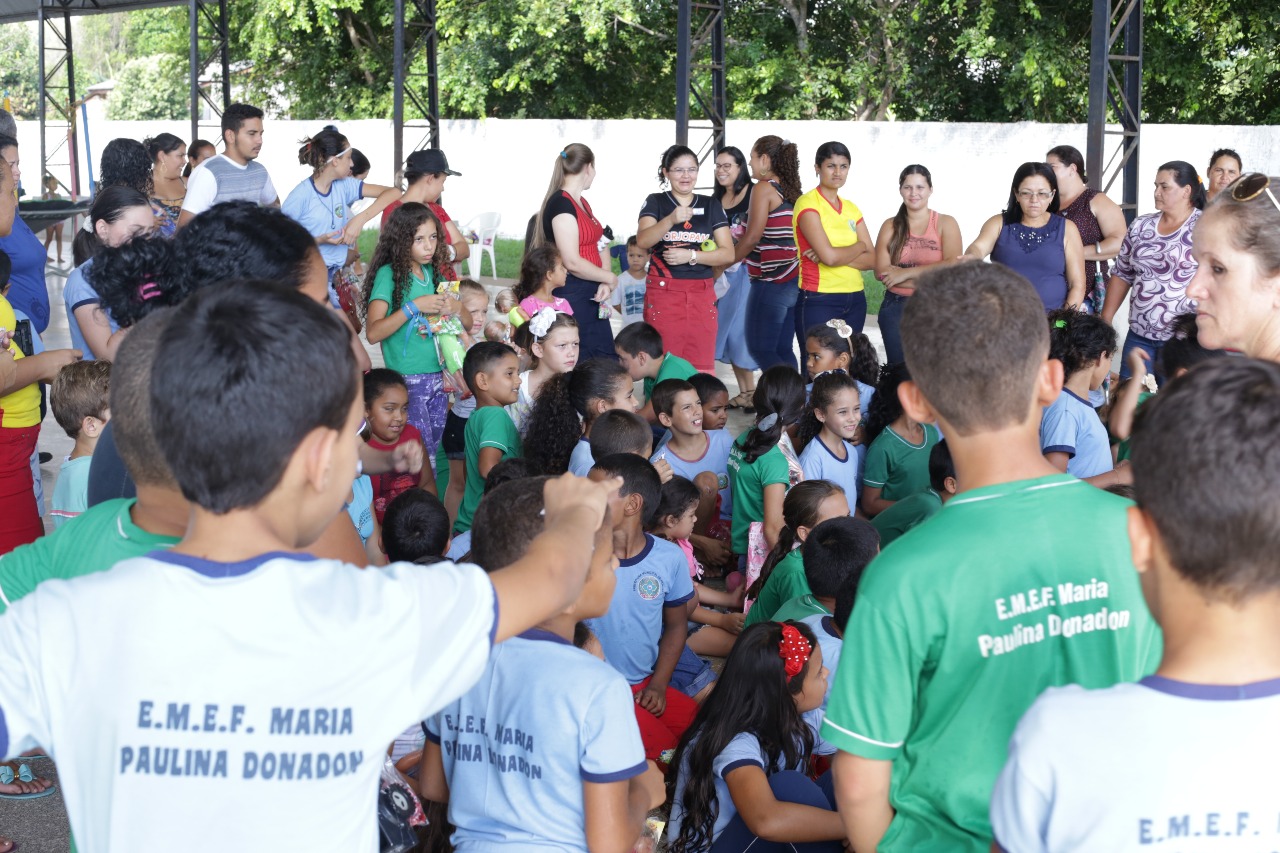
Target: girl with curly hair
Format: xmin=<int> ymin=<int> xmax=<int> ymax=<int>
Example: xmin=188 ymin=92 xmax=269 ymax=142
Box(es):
xmin=363 ymin=202 xmax=472 ymax=466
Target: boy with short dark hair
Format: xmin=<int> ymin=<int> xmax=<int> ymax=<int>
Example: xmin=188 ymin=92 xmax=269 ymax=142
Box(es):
xmin=446 ymin=456 xmax=541 ymax=561
xmin=0 ymin=281 xmax=618 ymax=852
xmin=421 ymin=477 xmax=666 ymax=851
xmin=773 ymin=515 xmax=878 ymax=622
xmin=688 ymin=372 xmax=730 ymax=431
xmin=614 ymin=321 xmax=696 ymax=423
xmin=381 ymin=489 xmax=451 ymax=564
xmin=586 ymin=453 xmax=699 ymax=764
xmin=588 ymin=409 xmax=653 ymax=465
xmin=870 ymin=439 xmax=958 ymax=548
xmin=49 ymin=360 xmax=112 ymax=528
xmin=993 ymin=357 xmax=1280 ymax=851
xmin=823 ymin=262 xmax=1161 ymax=853
xmin=651 ymin=378 xmax=734 ymax=560
xmin=455 ymin=341 xmax=523 ymax=534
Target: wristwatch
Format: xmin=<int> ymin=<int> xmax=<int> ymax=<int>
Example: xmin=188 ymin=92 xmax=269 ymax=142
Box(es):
xmin=689 ymin=250 xmax=697 ymax=266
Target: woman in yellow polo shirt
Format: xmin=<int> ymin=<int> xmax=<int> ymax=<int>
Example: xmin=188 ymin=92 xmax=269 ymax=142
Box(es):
xmin=793 ymin=141 xmax=876 ymax=350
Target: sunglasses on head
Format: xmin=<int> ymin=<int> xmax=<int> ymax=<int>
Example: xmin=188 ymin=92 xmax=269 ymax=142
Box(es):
xmin=1231 ymin=173 xmax=1280 ymax=215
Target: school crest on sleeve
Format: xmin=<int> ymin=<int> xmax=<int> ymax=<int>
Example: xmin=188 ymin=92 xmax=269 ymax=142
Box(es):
xmin=634 ymin=574 xmax=663 ymax=601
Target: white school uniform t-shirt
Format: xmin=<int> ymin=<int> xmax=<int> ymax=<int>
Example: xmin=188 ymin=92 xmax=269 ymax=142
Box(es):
xmin=425 ymin=629 xmax=647 ymax=851
xmin=991 ymin=676 xmax=1280 ymax=853
xmin=652 ymin=429 xmax=735 ymax=520
xmin=0 ymin=551 xmax=497 ymax=853
xmin=585 ymin=534 xmax=694 ymax=685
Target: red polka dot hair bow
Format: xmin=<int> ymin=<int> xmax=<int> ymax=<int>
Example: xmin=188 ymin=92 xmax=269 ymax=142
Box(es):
xmin=778 ymin=624 xmax=811 ymax=679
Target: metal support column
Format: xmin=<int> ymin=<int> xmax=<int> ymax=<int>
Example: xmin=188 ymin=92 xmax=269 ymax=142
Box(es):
xmin=674 ymin=0 xmax=726 ymax=163
xmin=1086 ymin=0 xmax=1142 ymax=223
xmin=393 ymin=0 xmax=440 ymax=178
xmin=37 ymin=1 xmax=80 ymax=197
xmin=189 ymin=0 xmax=231 ymax=147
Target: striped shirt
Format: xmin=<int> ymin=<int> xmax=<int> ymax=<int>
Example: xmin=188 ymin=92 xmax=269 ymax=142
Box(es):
xmin=746 ymin=181 xmax=799 ymax=282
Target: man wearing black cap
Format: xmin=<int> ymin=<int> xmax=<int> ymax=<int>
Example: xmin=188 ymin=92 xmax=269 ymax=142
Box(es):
xmin=381 ymin=148 xmax=470 ymax=278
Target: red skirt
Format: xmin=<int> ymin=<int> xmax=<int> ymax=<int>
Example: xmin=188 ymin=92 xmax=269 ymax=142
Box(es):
xmin=643 ymin=273 xmax=717 ymax=372
xmin=0 ymin=425 xmax=43 ymax=554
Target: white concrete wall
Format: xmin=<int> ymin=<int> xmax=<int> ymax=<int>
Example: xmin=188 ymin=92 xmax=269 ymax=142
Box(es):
xmin=12 ymin=117 xmax=1278 ymax=244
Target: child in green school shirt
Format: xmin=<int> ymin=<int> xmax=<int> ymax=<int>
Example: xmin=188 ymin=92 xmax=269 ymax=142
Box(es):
xmin=455 ymin=342 xmax=524 ymax=533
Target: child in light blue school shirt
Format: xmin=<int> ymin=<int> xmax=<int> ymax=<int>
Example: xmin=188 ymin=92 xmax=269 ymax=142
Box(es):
xmin=585 ymin=533 xmax=694 ymax=685
xmin=799 ymin=438 xmax=864 ymax=512
xmin=1040 ymin=388 xmax=1114 ymax=480
xmin=652 ymin=428 xmax=736 ymax=521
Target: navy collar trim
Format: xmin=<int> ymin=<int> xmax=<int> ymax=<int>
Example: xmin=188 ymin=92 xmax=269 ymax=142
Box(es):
xmin=618 ymin=534 xmax=656 ymax=568
xmin=1140 ymin=675 xmax=1280 ymax=701
xmin=1063 ymin=388 xmax=1090 ymax=405
xmin=148 ymin=550 xmax=320 ymax=579
xmin=517 ymin=628 xmax=573 ymax=646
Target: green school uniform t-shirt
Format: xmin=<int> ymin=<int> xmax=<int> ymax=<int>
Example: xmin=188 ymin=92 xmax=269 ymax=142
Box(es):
xmin=870 ymin=489 xmax=943 ymax=548
xmin=455 ymin=405 xmax=522 ymax=534
xmin=0 ymin=498 xmax=179 ymax=613
xmin=771 ymin=593 xmax=830 ymax=624
xmin=369 ymin=263 xmax=443 ymax=375
xmin=744 ymin=548 xmax=809 ymax=627
xmin=727 ymin=435 xmax=791 ymax=554
xmin=863 ymin=423 xmax=940 ymax=501
xmin=642 ymin=353 xmax=697 ymax=402
xmin=821 ymin=475 xmax=1162 ymax=853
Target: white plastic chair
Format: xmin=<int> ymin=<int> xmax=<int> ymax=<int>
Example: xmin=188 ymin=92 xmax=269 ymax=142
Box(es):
xmin=464 ymin=212 xmax=501 ymax=279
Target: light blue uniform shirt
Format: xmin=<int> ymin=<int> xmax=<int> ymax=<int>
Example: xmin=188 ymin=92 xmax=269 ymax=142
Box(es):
xmin=281 ymin=177 xmax=364 ymax=268
xmin=670 ymin=732 xmax=807 ymax=846
xmin=425 ymin=629 xmax=647 ymax=851
xmin=446 ymin=529 xmax=473 ymax=561
xmin=652 ymin=428 xmax=735 ymax=520
xmin=63 ymin=259 xmax=120 ymax=361
xmin=567 ymin=439 xmax=595 ymax=478
xmin=585 ymin=535 xmax=694 ymax=685
xmin=1040 ymin=388 xmax=1113 ymax=479
xmin=798 ymin=435 xmax=865 ymax=511
xmin=346 ymin=475 xmax=375 ymax=544
xmin=807 ymin=379 xmax=876 ymax=419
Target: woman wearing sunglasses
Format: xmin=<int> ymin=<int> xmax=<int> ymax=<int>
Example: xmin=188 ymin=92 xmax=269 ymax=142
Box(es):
xmin=636 ymin=144 xmax=736 ymax=371
xmin=1188 ymin=172 xmax=1280 ymax=360
xmin=963 ymin=161 xmax=1086 ymax=312
xmin=1100 ymin=160 xmax=1206 ymax=379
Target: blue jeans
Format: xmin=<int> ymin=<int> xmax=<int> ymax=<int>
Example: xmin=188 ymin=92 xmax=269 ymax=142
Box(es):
xmin=555 ymin=275 xmax=616 ymax=361
xmin=710 ymin=770 xmax=842 ymax=852
xmin=795 ymin=290 xmax=867 ymax=357
xmin=746 ymin=277 xmax=800 ymax=371
xmin=878 ymin=291 xmax=910 ymax=364
xmin=1119 ymin=330 xmax=1165 ymax=382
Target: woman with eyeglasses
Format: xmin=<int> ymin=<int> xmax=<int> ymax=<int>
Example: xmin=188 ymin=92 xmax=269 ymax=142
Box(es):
xmin=711 ymin=146 xmax=759 ymax=409
xmin=1100 ymin=160 xmax=1206 ymax=378
xmin=794 ymin=141 xmax=876 ymax=346
xmin=1187 ymin=172 xmax=1280 ymax=361
xmin=636 ymin=144 xmax=735 ymax=371
xmin=964 ymin=161 xmax=1085 ymax=312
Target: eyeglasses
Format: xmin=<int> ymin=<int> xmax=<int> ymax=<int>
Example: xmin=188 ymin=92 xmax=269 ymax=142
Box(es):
xmin=1017 ymin=190 xmax=1055 ymax=201
xmin=714 ymin=163 xmax=735 ymax=171
xmin=668 ymin=167 xmax=698 ymax=176
xmin=1231 ymin=173 xmax=1280 ymax=215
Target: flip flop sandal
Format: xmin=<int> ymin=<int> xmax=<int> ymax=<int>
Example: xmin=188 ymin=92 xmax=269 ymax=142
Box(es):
xmin=0 ymin=764 xmax=57 ymax=801
xmin=17 ymin=766 xmax=33 ymax=783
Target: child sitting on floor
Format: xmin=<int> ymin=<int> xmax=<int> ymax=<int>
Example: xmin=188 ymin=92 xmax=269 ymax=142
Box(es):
xmin=49 ymin=360 xmax=112 ymax=528
xmin=524 ymin=358 xmax=638 ymax=475
xmin=668 ymin=621 xmax=845 ymax=853
xmin=420 ymin=476 xmax=666 ymax=852
xmin=688 ymin=372 xmax=730 ymax=432
xmin=586 ymin=453 xmax=702 ymax=763
xmin=588 ymin=408 xmax=673 ymax=483
xmin=744 ymin=480 xmax=850 ymax=627
xmin=870 ymin=440 xmax=957 ymax=547
xmin=861 ymin=361 xmax=941 ymax=517
xmin=796 ymin=369 xmax=865 ymax=516
xmin=650 ymin=476 xmax=744 ymax=658
xmin=615 ymin=322 xmax=697 ymax=423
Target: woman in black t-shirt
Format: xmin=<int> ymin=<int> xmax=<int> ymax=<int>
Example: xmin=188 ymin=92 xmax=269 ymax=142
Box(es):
xmin=635 ymin=145 xmax=735 ymax=371
xmin=534 ymin=143 xmax=618 ymax=360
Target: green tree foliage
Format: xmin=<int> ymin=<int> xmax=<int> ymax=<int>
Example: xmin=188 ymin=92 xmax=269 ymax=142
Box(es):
xmin=106 ymin=55 xmax=191 ymax=121
xmin=0 ymin=24 xmax=39 ymax=119
xmin=20 ymin=0 xmax=1279 ymax=124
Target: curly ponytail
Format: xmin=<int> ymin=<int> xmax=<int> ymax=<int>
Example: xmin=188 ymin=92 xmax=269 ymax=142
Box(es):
xmin=523 ymin=358 xmax=631 ymax=474
xmin=1047 ymin=308 xmax=1118 ymax=378
xmin=752 ymin=135 xmax=801 ymax=203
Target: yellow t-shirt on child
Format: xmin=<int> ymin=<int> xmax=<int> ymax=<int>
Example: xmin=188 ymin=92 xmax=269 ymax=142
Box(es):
xmin=0 ymin=295 xmax=41 ymax=428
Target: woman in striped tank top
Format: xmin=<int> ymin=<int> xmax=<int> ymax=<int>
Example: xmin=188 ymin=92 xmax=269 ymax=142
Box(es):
xmin=873 ymin=164 xmax=963 ymax=364
xmin=735 ymin=135 xmax=803 ymax=371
